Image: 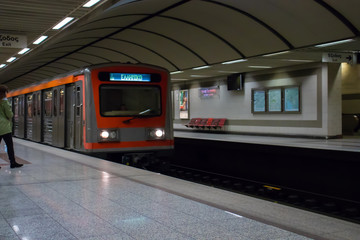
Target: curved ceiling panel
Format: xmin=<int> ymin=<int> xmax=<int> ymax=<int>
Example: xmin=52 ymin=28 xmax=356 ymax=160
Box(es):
xmin=1 ymin=0 xmax=360 ymax=88
xmin=97 ymin=38 xmax=179 ymax=71
xmin=76 ymin=15 xmax=145 ymax=32
xmin=67 ymin=51 xmax=112 ymax=64
xmin=213 ymin=0 xmax=356 ymax=47
xmin=103 ymin=0 xmax=180 ymax=18
xmin=113 ymin=29 xmax=206 ymax=69
xmin=164 ymin=0 xmax=290 ymax=57
xmin=136 ymin=16 xmax=241 ymax=64
xmin=325 ymin=0 xmax=360 ymax=31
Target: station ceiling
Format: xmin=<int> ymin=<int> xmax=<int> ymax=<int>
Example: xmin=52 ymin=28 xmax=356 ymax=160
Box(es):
xmin=1 ymin=0 xmax=360 ymax=90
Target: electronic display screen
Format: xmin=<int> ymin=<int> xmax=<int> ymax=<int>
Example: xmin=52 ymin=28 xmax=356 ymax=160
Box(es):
xmin=110 ymin=73 xmax=151 ymax=82
xmin=98 ymin=72 xmax=161 ymax=82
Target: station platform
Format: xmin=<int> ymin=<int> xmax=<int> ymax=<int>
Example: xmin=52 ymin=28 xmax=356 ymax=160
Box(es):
xmin=0 ymin=138 xmax=359 ymax=240
xmin=174 ymin=130 xmax=360 ymax=153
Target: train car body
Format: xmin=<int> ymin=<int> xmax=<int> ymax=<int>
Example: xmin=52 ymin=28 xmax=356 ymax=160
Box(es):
xmin=8 ymin=63 xmax=174 ymax=164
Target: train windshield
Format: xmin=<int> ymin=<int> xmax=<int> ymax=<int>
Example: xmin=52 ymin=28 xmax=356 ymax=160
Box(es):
xmin=100 ymin=85 xmax=161 ymax=117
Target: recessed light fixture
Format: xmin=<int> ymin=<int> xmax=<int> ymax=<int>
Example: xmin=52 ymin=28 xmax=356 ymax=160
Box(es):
xmin=83 ymin=0 xmax=102 ymax=7
xmin=218 ymin=71 xmax=239 ymax=73
xmin=190 ymin=75 xmax=210 ymax=78
xmin=283 ymin=59 xmax=314 ymax=62
xmin=53 ymin=17 xmax=74 ymax=30
xmin=18 ymin=48 xmax=30 ymax=54
xmin=170 ymin=71 xmax=184 ymax=75
xmin=192 ymin=65 xmax=210 ymax=70
xmin=248 ymin=65 xmax=272 ymax=69
xmin=263 ymin=51 xmax=290 ymax=57
xmin=222 ymin=59 xmax=247 ymax=65
xmin=33 ymin=36 xmax=48 ymax=45
xmin=315 ymin=39 xmax=354 ymax=48
xmin=7 ymin=57 xmax=16 ymax=63
xmin=0 ymin=64 xmax=6 ymax=68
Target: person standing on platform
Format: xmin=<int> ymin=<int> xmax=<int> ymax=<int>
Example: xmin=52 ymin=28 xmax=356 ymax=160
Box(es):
xmin=0 ymin=85 xmax=23 ymax=169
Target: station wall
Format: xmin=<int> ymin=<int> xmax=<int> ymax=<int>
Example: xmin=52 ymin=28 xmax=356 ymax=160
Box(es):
xmin=172 ymin=62 xmax=343 ymax=138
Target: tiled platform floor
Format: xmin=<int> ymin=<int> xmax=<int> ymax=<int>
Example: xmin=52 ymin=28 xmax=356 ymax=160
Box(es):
xmin=0 ymin=138 xmax=358 ymax=240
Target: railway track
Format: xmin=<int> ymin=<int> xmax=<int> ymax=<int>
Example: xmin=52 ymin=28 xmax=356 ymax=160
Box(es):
xmin=160 ymin=164 xmax=360 ymax=224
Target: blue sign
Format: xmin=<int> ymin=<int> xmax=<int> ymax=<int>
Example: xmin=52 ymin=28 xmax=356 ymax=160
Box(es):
xmin=109 ymin=73 xmax=151 ymax=82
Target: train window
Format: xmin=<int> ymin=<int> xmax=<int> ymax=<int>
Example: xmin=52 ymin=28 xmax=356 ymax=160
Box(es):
xmin=60 ymin=88 xmax=64 ymax=116
xmin=19 ymin=96 xmax=24 ymax=117
xmin=44 ymin=91 xmax=52 ymax=117
xmin=14 ymin=97 xmax=18 ymax=118
xmin=33 ymin=94 xmax=37 ymax=116
xmin=76 ymin=87 xmax=81 ymax=116
xmin=37 ymin=93 xmax=41 ymax=115
xmin=53 ymin=90 xmax=58 ymax=117
xmin=100 ymin=85 xmax=161 ymax=117
xmin=27 ymin=95 xmax=33 ymax=117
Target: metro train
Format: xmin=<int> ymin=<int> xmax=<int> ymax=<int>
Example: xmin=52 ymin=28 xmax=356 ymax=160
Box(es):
xmin=7 ymin=63 xmax=174 ymax=166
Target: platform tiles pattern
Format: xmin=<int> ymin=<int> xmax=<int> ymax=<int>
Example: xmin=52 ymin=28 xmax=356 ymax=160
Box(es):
xmin=0 ymin=138 xmax=357 ymax=239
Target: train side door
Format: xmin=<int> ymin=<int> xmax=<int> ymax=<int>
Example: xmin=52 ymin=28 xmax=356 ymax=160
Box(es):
xmin=33 ymin=91 xmax=42 ymax=142
xmin=74 ymin=83 xmax=83 ymax=150
xmin=66 ymin=84 xmax=75 ymax=149
xmin=25 ymin=94 xmax=33 ymax=140
xmin=12 ymin=97 xmax=19 ymax=137
xmin=18 ymin=95 xmax=25 ymax=138
xmin=43 ymin=90 xmax=53 ymax=144
xmin=52 ymin=86 xmax=65 ymax=147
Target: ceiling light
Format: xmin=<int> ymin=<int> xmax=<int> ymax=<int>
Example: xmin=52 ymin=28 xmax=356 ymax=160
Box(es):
xmin=222 ymin=59 xmax=247 ymax=65
xmin=192 ymin=65 xmax=210 ymax=70
xmin=248 ymin=65 xmax=272 ymax=69
xmin=283 ymin=59 xmax=314 ymax=62
xmin=263 ymin=51 xmax=290 ymax=57
xmin=18 ymin=48 xmax=30 ymax=54
xmin=315 ymin=39 xmax=354 ymax=48
xmin=170 ymin=71 xmax=184 ymax=75
xmin=0 ymin=64 xmax=6 ymax=68
xmin=33 ymin=36 xmax=48 ymax=45
xmin=218 ymin=71 xmax=239 ymax=73
xmin=190 ymin=75 xmax=210 ymax=78
xmin=7 ymin=57 xmax=16 ymax=63
xmin=52 ymin=17 xmax=74 ymax=30
xmin=83 ymin=0 xmax=102 ymax=7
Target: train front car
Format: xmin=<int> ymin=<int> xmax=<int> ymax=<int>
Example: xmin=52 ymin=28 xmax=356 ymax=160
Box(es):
xmin=83 ymin=64 xmax=174 ymax=166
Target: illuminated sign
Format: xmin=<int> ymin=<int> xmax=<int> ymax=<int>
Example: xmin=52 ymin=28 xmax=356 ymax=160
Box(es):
xmin=109 ymin=73 xmax=151 ymax=82
xmin=199 ymin=86 xmax=219 ymax=98
xmin=0 ymin=33 xmax=27 ymax=48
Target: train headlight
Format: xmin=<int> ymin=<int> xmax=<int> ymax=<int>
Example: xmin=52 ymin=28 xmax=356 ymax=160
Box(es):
xmin=98 ymin=129 xmax=119 ymax=142
xmin=147 ymin=128 xmax=165 ymax=140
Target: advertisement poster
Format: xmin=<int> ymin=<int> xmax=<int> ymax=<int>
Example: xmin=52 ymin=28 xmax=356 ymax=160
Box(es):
xmin=179 ymin=90 xmax=189 ymax=119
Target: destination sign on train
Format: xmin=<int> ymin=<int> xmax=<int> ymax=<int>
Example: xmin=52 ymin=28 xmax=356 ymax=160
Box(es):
xmin=109 ymin=73 xmax=151 ymax=82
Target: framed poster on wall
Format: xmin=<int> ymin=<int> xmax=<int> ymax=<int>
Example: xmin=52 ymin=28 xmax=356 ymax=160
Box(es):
xmin=284 ymin=86 xmax=300 ymax=112
xmin=267 ymin=88 xmax=282 ymax=112
xmin=252 ymin=89 xmax=266 ymax=113
xmin=179 ymin=89 xmax=189 ymax=119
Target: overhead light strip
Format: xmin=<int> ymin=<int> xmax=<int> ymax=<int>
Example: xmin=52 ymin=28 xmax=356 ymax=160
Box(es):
xmin=0 ymin=64 xmax=6 ymax=69
xmin=7 ymin=57 xmax=16 ymax=63
xmin=222 ymin=59 xmax=247 ymax=65
xmin=52 ymin=17 xmax=75 ymax=30
xmin=315 ymin=39 xmax=354 ymax=48
xmin=83 ymin=0 xmax=102 ymax=7
xmin=33 ymin=36 xmax=48 ymax=45
xmin=170 ymin=71 xmax=184 ymax=75
xmin=248 ymin=65 xmax=272 ymax=69
xmin=18 ymin=48 xmax=30 ymax=54
xmin=263 ymin=51 xmax=289 ymax=57
xmin=192 ymin=65 xmax=210 ymax=70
